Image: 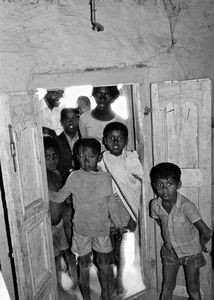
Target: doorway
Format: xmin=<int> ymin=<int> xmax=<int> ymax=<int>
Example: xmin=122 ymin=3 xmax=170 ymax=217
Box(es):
xmin=38 ymin=83 xmax=146 ymax=299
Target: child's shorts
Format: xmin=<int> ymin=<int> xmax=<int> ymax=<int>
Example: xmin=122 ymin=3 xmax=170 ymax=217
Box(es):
xmin=161 ymin=245 xmax=206 ymax=268
xmin=71 ymin=231 xmax=112 ymax=257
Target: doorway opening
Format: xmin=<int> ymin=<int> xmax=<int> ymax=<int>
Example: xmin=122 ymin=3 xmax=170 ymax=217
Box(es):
xmin=37 ymin=83 xmax=146 ymax=299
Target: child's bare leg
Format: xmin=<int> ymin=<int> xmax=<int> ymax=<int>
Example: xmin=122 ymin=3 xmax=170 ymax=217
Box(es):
xmin=160 ymin=264 xmax=179 ymax=300
xmin=78 ymin=252 xmax=92 ymax=300
xmin=110 ymin=229 xmax=125 ymax=295
xmin=184 ymin=266 xmax=201 ymax=300
xmin=116 ymin=258 xmax=125 ymax=295
xmin=63 ymin=249 xmax=78 ymax=288
xmin=112 ymin=230 xmax=125 ymax=295
xmin=108 ymin=263 xmax=116 ymax=296
xmin=96 ymin=251 xmax=111 ymax=300
xmin=109 ymin=231 xmax=117 ymax=295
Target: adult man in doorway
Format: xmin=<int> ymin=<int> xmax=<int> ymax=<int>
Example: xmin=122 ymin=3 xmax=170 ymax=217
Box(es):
xmin=40 ymin=90 xmax=65 ymax=137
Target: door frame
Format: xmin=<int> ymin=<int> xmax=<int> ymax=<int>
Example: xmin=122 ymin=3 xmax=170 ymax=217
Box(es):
xmin=30 ymin=68 xmax=164 ymax=292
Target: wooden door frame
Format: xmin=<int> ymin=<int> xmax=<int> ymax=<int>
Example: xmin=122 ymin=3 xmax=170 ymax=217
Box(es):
xmin=31 ymin=68 xmax=157 ymax=290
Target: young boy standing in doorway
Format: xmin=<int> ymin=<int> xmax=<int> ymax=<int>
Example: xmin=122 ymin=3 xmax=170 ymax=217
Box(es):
xmin=50 ymin=138 xmax=123 ymax=300
xmin=100 ymin=122 xmax=144 ymax=297
xmin=150 ymin=162 xmax=212 ymax=300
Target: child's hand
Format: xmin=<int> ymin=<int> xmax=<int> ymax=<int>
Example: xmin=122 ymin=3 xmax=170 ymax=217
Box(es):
xmin=110 ymin=227 xmax=123 ymax=241
xmin=64 ymin=196 xmax=72 ymax=206
xmin=48 ymin=190 xmax=57 ymax=202
xmin=200 ymin=236 xmax=209 ymax=253
xmin=201 ymin=245 xmax=208 ymax=253
xmin=127 ymin=217 xmax=137 ymax=232
xmin=116 ymin=228 xmax=123 ymax=241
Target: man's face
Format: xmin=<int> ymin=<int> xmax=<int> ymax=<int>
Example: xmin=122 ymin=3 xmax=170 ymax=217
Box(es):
xmin=94 ymin=87 xmax=114 ymax=113
xmin=46 ymin=90 xmax=64 ymax=108
xmin=61 ymin=111 xmax=79 ymax=136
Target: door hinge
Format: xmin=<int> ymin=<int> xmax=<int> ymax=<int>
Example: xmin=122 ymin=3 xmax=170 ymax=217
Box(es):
xmin=144 ymin=106 xmax=152 ymax=115
xmin=8 ymin=124 xmax=17 ymax=172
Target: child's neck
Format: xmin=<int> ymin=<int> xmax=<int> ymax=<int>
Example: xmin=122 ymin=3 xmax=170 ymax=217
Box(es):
xmin=162 ymin=197 xmax=177 ymax=214
xmin=82 ymin=168 xmax=99 ymax=173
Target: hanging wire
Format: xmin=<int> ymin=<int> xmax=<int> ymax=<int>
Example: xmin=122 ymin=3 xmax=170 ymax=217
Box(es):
xmin=89 ymin=0 xmax=104 ymax=32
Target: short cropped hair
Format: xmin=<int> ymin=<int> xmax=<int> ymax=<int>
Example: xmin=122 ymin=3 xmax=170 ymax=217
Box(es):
xmin=46 ymin=89 xmax=64 ymax=96
xmin=60 ymin=108 xmax=79 ymax=121
xmin=103 ymin=122 xmax=128 ymax=139
xmin=92 ymin=85 xmax=120 ymax=101
xmin=77 ymin=96 xmax=91 ymax=107
xmin=43 ymin=136 xmax=60 ymax=155
xmin=73 ymin=138 xmax=101 ymax=155
xmin=150 ymin=162 xmax=181 ymax=183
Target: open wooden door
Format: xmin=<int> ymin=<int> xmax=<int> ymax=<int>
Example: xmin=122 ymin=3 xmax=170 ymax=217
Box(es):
xmin=0 ymin=92 xmax=57 ymax=300
xmin=151 ymin=79 xmax=212 ymax=299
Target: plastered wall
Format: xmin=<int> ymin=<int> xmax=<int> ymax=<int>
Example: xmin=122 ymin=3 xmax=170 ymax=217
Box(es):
xmin=0 ymin=1 xmax=213 ymax=108
xmin=0 ymin=0 xmax=213 ymax=297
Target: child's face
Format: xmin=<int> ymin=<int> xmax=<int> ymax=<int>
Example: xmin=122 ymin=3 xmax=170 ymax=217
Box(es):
xmin=61 ymin=111 xmax=79 ymax=135
xmin=104 ymin=129 xmax=127 ymax=156
xmin=45 ymin=147 xmax=59 ymax=171
xmin=153 ymin=177 xmax=181 ymax=202
xmin=78 ymin=146 xmax=100 ymax=172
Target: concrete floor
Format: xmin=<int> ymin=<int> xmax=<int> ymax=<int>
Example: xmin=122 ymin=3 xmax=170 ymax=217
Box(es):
xmin=58 ymin=231 xmax=146 ymax=300
xmin=58 ymin=287 xmax=189 ymax=300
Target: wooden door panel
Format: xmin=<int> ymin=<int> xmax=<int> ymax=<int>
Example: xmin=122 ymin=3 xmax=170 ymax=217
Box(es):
xmin=18 ymin=128 xmax=42 ymax=208
xmin=0 ymin=92 xmax=57 ymax=300
xmin=27 ymin=220 xmax=51 ymax=290
xmin=151 ymin=79 xmax=211 ymax=299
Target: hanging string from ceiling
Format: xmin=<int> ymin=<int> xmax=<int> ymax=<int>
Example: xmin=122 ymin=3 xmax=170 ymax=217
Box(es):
xmin=89 ymin=0 xmax=104 ymax=32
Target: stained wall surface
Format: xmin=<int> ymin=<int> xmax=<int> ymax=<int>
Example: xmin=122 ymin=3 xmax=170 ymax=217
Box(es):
xmin=0 ymin=0 xmax=213 ymax=298
xmin=0 ymin=1 xmax=213 ymax=110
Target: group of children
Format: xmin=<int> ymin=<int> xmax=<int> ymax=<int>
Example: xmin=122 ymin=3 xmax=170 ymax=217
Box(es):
xmin=44 ymin=121 xmax=212 ymax=300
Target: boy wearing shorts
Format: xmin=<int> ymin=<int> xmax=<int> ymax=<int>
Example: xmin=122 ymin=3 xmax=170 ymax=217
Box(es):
xmin=50 ymin=138 xmax=122 ymax=300
xmin=149 ymin=162 xmax=212 ymax=300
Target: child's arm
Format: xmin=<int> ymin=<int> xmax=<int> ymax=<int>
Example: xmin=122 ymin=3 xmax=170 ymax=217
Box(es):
xmin=49 ymin=176 xmax=74 ymax=204
xmin=61 ymin=201 xmax=73 ymax=244
xmin=194 ymin=219 xmax=212 ymax=252
xmin=149 ymin=199 xmax=161 ymax=226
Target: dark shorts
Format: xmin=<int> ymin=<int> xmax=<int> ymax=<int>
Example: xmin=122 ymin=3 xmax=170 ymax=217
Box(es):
xmin=161 ymin=245 xmax=206 ymax=268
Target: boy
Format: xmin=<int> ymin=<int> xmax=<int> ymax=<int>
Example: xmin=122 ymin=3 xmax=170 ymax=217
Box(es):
xmin=149 ymin=162 xmax=212 ymax=300
xmin=50 ymin=138 xmax=123 ymax=300
xmin=100 ymin=122 xmax=144 ymax=296
xmin=43 ymin=136 xmax=77 ymax=294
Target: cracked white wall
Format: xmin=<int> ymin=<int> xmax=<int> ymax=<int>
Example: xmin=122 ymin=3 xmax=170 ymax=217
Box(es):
xmin=0 ymin=0 xmax=214 ymax=114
